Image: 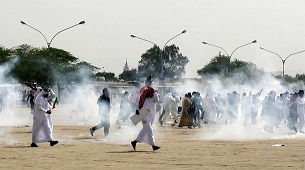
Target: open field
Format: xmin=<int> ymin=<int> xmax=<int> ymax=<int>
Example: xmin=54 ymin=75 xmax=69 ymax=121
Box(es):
xmin=0 ymin=104 xmax=304 ymax=170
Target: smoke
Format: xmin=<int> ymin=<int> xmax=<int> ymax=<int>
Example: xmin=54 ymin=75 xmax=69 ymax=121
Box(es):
xmin=2 ymin=50 xmax=305 ymax=145
xmin=0 ymin=56 xmax=30 ymax=127
xmin=0 ymin=56 xmax=33 ymax=144
xmin=168 ymin=68 xmax=305 ymax=141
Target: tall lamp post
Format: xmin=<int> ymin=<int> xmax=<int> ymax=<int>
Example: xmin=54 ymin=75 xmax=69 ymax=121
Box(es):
xmin=260 ymin=47 xmax=305 ymax=78
xmin=21 ymin=20 xmax=85 ymax=48
xmin=161 ymin=30 xmax=186 ymax=77
xmin=131 ymin=30 xmax=186 ymax=78
xmin=131 ymin=30 xmax=186 ymax=99
xmin=202 ymin=40 xmax=257 ymax=75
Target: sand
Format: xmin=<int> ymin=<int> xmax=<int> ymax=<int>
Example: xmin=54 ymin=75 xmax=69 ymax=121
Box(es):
xmin=0 ymin=104 xmax=304 ymax=170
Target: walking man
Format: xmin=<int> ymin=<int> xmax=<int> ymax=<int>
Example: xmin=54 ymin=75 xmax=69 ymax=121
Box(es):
xmin=131 ymin=75 xmax=161 ymax=151
xmin=31 ymin=88 xmax=58 ymax=147
xmin=90 ymin=88 xmax=111 ymax=138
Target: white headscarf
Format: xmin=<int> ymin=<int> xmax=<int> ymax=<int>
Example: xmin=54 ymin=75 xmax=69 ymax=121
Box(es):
xmin=34 ymin=88 xmax=51 ymax=104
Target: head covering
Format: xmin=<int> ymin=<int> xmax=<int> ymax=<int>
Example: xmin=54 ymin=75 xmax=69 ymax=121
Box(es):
xmin=138 ymin=86 xmax=155 ymax=110
xmin=42 ymin=88 xmax=51 ymax=96
xmin=102 ymin=88 xmax=109 ymax=93
xmin=145 ymin=75 xmax=153 ymax=86
xmin=34 ymin=88 xmax=51 ymax=103
xmin=123 ymin=91 xmax=129 ymax=96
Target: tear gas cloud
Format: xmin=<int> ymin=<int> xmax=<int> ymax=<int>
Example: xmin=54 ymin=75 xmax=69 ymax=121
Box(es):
xmin=48 ymin=63 xmax=305 ymax=142
xmin=170 ymin=70 xmax=305 ymax=141
xmin=0 ymin=57 xmax=30 ymax=127
xmin=1 ymin=54 xmax=305 ymax=144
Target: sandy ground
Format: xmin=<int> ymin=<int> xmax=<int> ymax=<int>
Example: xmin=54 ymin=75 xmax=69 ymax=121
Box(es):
xmin=0 ymin=104 xmax=305 ymax=170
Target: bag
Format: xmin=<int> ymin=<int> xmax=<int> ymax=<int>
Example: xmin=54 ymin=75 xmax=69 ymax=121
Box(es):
xmin=178 ymin=106 xmax=182 ymax=113
xmin=187 ymin=103 xmax=195 ymax=115
xmin=130 ymin=105 xmax=150 ymax=125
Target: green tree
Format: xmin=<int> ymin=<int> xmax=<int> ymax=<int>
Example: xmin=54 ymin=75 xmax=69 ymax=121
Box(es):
xmin=119 ymin=69 xmax=138 ymax=81
xmin=9 ymin=44 xmax=98 ymax=87
xmin=138 ymin=44 xmax=189 ymax=79
xmin=197 ymin=54 xmax=264 ymax=84
xmin=95 ymin=71 xmax=116 ymax=81
xmin=0 ymin=45 xmax=12 ymax=64
xmin=197 ymin=55 xmax=230 ymax=75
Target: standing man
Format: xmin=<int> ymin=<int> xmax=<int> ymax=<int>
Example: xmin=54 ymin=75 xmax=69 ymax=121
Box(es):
xmin=27 ymin=90 xmax=35 ymax=114
xmin=178 ymin=93 xmax=192 ymax=127
xmin=131 ymin=75 xmax=161 ymax=151
xmin=294 ymin=90 xmax=305 ymax=133
xmin=31 ymin=88 xmax=58 ymax=147
xmin=159 ymin=92 xmax=175 ymax=126
xmin=90 ymin=88 xmax=111 ymax=138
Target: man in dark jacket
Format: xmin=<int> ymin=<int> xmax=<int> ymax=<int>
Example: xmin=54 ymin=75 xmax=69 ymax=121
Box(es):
xmin=90 ymin=88 xmax=111 ymax=138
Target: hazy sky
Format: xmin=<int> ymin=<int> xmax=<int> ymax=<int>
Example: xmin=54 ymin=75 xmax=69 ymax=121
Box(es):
xmin=1 ymin=0 xmax=305 ymax=77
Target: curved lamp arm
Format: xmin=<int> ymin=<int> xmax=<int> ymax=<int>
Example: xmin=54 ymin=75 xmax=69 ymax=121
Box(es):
xmin=49 ymin=21 xmax=85 ymax=48
xmin=260 ymin=47 xmax=284 ymax=61
xmin=130 ymin=35 xmax=156 ymax=46
xmin=161 ymin=30 xmax=186 ymax=77
xmin=162 ymin=30 xmax=186 ymax=51
xmin=21 ymin=21 xmax=49 ymax=46
xmin=284 ymin=50 xmax=305 ymax=61
xmin=230 ymin=40 xmax=257 ymax=58
xmin=202 ymin=41 xmax=229 ymax=56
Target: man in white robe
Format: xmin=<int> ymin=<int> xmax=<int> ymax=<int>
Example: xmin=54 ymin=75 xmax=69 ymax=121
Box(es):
xmin=202 ymin=93 xmax=217 ymax=123
xmin=160 ymin=92 xmax=176 ymax=126
xmin=295 ymin=90 xmax=305 ymax=133
xmin=282 ymin=91 xmax=290 ymax=123
xmin=31 ymin=88 xmax=58 ymax=147
xmin=131 ymin=78 xmax=160 ymax=151
xmin=240 ymin=93 xmax=252 ymax=126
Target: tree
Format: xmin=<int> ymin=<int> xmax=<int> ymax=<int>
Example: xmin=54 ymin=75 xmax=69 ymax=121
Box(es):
xmin=95 ymin=71 xmax=116 ymax=81
xmin=197 ymin=54 xmax=264 ymax=84
xmin=138 ymin=44 xmax=189 ymax=79
xmin=119 ymin=69 xmax=138 ymax=81
xmin=0 ymin=45 xmax=12 ymax=64
xmin=8 ymin=44 xmax=99 ymax=87
xmin=197 ymin=55 xmax=230 ymax=76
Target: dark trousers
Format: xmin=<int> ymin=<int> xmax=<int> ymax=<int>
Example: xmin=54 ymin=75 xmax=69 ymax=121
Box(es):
xmin=93 ymin=120 xmax=110 ymax=136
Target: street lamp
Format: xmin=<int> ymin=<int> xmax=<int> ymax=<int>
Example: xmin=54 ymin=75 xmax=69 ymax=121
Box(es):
xmin=130 ymin=35 xmax=156 ymax=46
xmin=161 ymin=30 xmax=187 ymax=77
xmin=130 ymin=30 xmax=187 ymax=78
xmin=20 ymin=20 xmax=85 ymax=48
xmin=202 ymin=40 xmax=256 ymax=58
xmin=202 ymin=40 xmax=256 ymax=75
xmin=131 ymin=30 xmax=187 ymax=99
xmin=260 ymin=47 xmax=305 ymax=78
xmin=230 ymin=40 xmax=257 ymax=58
xmin=202 ymin=41 xmax=229 ymax=56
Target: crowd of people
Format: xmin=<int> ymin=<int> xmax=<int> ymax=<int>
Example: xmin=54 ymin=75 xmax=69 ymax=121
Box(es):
xmin=1 ymin=79 xmax=305 ymax=150
xmin=87 ymin=84 xmax=305 ymax=139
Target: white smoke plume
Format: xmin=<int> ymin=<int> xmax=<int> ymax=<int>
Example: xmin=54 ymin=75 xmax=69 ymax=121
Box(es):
xmin=169 ymin=71 xmax=305 ymax=141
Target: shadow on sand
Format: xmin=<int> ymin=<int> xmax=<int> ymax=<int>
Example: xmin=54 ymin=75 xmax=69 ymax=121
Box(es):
xmin=106 ymin=150 xmax=156 ymax=154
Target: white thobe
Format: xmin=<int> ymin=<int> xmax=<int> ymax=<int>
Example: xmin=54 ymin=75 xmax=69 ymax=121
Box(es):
xmin=202 ymin=95 xmax=217 ymax=122
xmin=282 ymin=95 xmax=290 ymax=121
xmin=135 ymin=92 xmax=159 ymax=146
xmin=296 ymin=97 xmax=305 ymax=132
xmin=32 ymin=94 xmax=54 ymax=143
xmin=241 ymin=96 xmax=252 ymax=124
xmin=161 ymin=93 xmax=176 ymax=122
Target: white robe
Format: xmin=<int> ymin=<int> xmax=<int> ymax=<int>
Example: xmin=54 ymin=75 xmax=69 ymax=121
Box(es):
xmin=202 ymin=95 xmax=217 ymax=122
xmin=296 ymin=97 xmax=305 ymax=132
xmin=135 ymin=92 xmax=159 ymax=146
xmin=161 ymin=93 xmax=176 ymax=122
xmin=32 ymin=91 xmax=54 ymax=143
